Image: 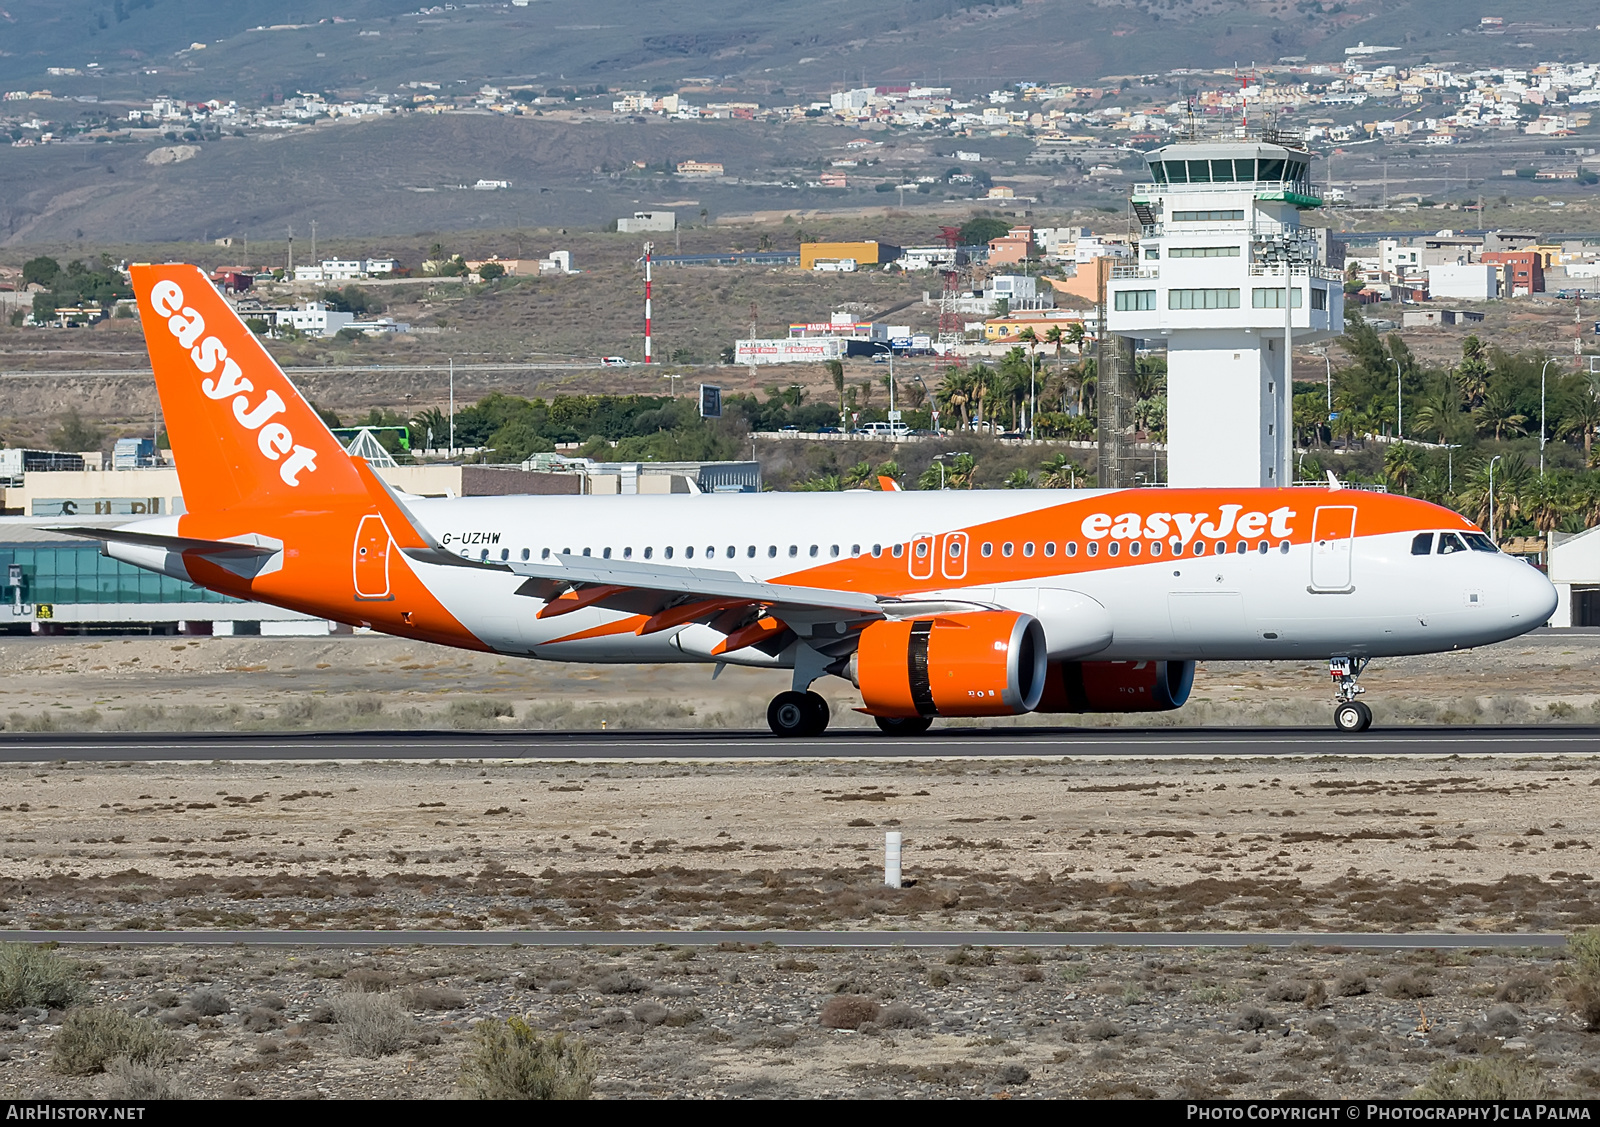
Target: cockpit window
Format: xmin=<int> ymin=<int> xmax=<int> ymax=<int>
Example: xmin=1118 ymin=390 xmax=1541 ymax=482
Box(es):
xmin=1464 ymin=533 xmax=1498 ymax=552
xmin=1411 ymin=533 xmax=1433 ymax=556
xmin=1438 ymin=532 xmax=1467 ymax=555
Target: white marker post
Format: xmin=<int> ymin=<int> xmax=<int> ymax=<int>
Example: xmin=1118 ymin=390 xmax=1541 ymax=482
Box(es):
xmin=884 ymin=831 xmax=902 ymax=889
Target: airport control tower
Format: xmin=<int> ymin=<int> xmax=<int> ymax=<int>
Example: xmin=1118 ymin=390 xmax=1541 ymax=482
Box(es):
xmin=1105 ymin=137 xmax=1343 ymax=488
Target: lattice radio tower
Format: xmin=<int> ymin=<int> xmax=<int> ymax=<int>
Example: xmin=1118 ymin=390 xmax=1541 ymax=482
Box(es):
xmin=936 ymin=225 xmax=967 ymax=349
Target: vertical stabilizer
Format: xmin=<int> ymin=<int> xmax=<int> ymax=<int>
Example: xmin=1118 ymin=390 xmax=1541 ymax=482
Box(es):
xmin=130 ymin=263 xmax=362 ymax=514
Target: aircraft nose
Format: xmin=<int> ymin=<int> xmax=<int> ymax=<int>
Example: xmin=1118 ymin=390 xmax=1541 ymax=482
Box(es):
xmin=1507 ymin=557 xmax=1558 ymax=628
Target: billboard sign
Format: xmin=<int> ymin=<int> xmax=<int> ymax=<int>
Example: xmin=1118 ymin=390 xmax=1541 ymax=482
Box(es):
xmin=699 ymin=384 xmax=722 ymax=418
xmin=734 ymin=338 xmax=847 ymax=365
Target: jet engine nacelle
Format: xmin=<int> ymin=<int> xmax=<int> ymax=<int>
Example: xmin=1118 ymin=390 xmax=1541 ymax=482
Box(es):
xmin=1035 ymin=659 xmax=1195 ymax=713
xmin=851 ymin=611 xmax=1047 ymax=718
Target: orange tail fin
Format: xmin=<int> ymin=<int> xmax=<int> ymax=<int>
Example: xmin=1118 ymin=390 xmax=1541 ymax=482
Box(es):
xmin=130 ymin=263 xmax=362 ymax=514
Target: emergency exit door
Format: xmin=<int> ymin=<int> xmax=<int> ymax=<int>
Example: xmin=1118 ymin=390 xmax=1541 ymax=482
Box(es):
xmin=353 ymin=514 xmax=393 ymax=600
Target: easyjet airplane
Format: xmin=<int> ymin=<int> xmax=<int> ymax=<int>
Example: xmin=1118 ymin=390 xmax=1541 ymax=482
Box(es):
xmin=64 ymin=264 xmax=1558 ymax=737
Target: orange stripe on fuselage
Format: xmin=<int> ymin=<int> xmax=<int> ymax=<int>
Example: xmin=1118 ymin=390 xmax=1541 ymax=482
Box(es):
xmin=770 ymin=488 xmax=1470 ymax=595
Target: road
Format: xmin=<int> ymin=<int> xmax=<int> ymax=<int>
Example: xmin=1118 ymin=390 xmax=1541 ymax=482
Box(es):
xmin=0 ymin=929 xmax=1567 ymax=950
xmin=1 ymin=726 xmax=1598 ymax=763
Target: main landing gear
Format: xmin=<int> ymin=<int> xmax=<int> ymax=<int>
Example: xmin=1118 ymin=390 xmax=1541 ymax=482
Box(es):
xmin=1329 ymin=656 xmax=1372 ymax=733
xmin=767 ymin=690 xmax=830 ymax=737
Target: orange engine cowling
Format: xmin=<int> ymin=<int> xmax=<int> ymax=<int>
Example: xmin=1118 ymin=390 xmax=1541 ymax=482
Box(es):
xmin=1035 ymin=660 xmax=1195 ymax=713
xmin=852 ymin=611 xmax=1047 ymax=719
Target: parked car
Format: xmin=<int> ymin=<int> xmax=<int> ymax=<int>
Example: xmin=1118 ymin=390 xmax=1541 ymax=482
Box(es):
xmin=779 ymin=424 xmax=800 ymax=433
xmin=816 ymin=425 xmax=841 ymax=434
xmin=599 ymin=356 xmax=630 ymax=367
xmin=860 ymin=422 xmax=911 ymax=439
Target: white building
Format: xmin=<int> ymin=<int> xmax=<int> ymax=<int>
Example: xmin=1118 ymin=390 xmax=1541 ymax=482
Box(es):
xmin=984 ymin=274 xmax=1053 ymax=311
xmin=1427 ymin=263 xmax=1500 ymax=301
xmin=274 ymin=302 xmax=355 ymax=337
xmin=293 ymin=258 xmax=392 ymax=283
xmin=617 ymin=211 xmax=676 ymax=233
xmin=1106 ymin=140 xmax=1344 ymax=488
xmin=1547 ymin=527 xmax=1600 ymax=626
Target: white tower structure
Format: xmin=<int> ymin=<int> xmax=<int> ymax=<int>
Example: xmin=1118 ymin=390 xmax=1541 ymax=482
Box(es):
xmin=1106 ymin=139 xmax=1343 ymax=488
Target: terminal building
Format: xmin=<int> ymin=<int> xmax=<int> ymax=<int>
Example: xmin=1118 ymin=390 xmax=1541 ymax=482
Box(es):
xmin=1105 ymin=137 xmax=1344 ymax=488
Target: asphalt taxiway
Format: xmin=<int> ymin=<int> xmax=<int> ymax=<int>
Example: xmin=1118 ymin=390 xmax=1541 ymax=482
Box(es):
xmin=0 ymin=726 xmax=1597 ymax=763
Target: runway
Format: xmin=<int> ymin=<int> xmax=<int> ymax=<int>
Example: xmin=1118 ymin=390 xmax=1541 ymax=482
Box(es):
xmin=0 ymin=726 xmax=1598 ymax=763
xmin=0 ymin=929 xmax=1568 ymax=950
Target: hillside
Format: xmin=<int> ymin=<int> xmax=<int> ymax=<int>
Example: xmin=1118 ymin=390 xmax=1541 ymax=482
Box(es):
xmin=8 ymin=0 xmax=1600 ymax=105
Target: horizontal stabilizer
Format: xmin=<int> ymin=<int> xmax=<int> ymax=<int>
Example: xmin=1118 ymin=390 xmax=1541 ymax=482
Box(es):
xmin=53 ymin=526 xmax=281 ymax=558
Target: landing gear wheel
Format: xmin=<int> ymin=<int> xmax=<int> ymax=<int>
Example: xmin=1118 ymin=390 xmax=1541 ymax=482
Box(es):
xmin=768 ymin=691 xmax=830 ymax=737
xmin=875 ymin=715 xmax=933 ymax=737
xmin=1334 ymin=701 xmax=1372 ymax=733
xmin=802 ymin=691 xmax=830 ymax=737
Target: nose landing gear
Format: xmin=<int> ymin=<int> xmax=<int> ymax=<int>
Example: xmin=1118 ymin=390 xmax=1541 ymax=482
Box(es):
xmin=1329 ymin=657 xmax=1372 ymax=732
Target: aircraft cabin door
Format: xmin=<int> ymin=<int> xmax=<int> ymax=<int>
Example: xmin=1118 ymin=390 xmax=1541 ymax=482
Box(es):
xmin=353 ymin=514 xmax=394 ymax=600
xmin=940 ymin=531 xmax=969 ymax=581
xmin=909 ymin=534 xmax=936 ymax=581
xmin=1309 ymin=505 xmax=1356 ymax=593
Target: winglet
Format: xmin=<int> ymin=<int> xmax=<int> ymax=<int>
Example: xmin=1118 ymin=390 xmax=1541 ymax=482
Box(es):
xmin=350 ymin=456 xmax=435 ymax=550
xmin=878 ymin=475 xmax=902 ymax=492
xmin=1326 ymin=470 xmax=1343 ymax=492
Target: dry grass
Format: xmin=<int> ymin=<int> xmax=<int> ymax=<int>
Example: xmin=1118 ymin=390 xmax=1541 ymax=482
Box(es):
xmin=51 ymin=1007 xmax=173 ymax=1076
xmin=0 ymin=945 xmax=82 ymax=1012
xmin=1415 ymin=1058 xmax=1548 ymax=1100
xmin=459 ymin=1018 xmax=594 ymax=1101
xmin=331 ymin=992 xmax=411 ymax=1058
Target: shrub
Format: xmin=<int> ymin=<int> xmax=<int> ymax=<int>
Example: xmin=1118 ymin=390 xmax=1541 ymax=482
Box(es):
xmin=1303 ymin=980 xmax=1328 ymax=1010
xmin=1383 ymin=972 xmax=1434 ymax=999
xmin=1496 ymin=972 xmax=1549 ymax=1004
xmin=1415 ymin=1058 xmax=1547 ymax=1099
xmin=332 ymin=992 xmax=411 ymax=1057
xmin=52 ymin=1007 xmax=173 ymax=1076
xmin=403 ymin=986 xmax=466 ymax=1011
xmin=459 ymin=1018 xmax=594 ymax=1100
xmin=1570 ymin=981 xmax=1600 ymax=1032
xmin=185 ymin=988 xmax=229 ymax=1016
xmin=1571 ymin=928 xmax=1600 ymax=980
xmin=101 ymin=1057 xmax=177 ymax=1100
xmin=1264 ymin=980 xmax=1311 ymax=1002
xmin=878 ymin=1002 xmax=930 ymax=1029
xmin=819 ymin=995 xmax=880 ymax=1030
xmin=0 ymin=944 xmax=82 ymax=1011
xmin=594 ymin=972 xmax=646 ymax=995
xmin=1334 ymin=970 xmax=1369 ymax=997
xmin=1233 ymin=1006 xmax=1275 ymax=1031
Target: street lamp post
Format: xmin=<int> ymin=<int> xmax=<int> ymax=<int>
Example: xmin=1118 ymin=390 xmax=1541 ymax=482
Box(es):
xmin=1324 ymin=351 xmax=1332 ymax=413
xmin=1488 ymin=456 xmax=1500 ymax=540
xmin=934 ymin=450 xmax=968 ymax=490
xmin=1029 ymin=349 xmax=1037 ymax=441
xmin=1540 ymin=357 xmax=1554 ymax=476
xmin=1391 ymin=356 xmax=1402 ymax=440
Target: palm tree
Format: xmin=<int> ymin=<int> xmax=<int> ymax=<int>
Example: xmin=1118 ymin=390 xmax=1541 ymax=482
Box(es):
xmin=1455 ymin=336 xmax=1491 ymax=408
xmin=826 ymin=358 xmax=845 ymax=429
xmin=1559 ymin=384 xmax=1600 ymax=461
xmin=937 ymin=367 xmax=973 ymax=429
xmin=1473 ymin=386 xmax=1528 ymax=441
xmin=967 ymin=364 xmax=997 ymax=431
xmin=1383 ymin=442 xmax=1423 ymax=496
xmin=997 ymin=348 xmax=1032 ymax=430
xmin=1038 ymin=452 xmax=1082 ymax=489
xmin=1003 ymin=468 xmax=1032 ymax=488
xmin=1411 ymin=382 xmax=1465 ymax=445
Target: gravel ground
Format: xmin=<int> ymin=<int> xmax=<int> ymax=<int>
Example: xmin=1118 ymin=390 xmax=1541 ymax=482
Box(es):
xmin=1 ymin=942 xmax=1594 ymax=1100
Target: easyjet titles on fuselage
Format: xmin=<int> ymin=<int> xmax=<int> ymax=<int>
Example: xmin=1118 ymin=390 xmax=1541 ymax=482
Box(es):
xmin=1080 ymin=503 xmax=1298 ymax=543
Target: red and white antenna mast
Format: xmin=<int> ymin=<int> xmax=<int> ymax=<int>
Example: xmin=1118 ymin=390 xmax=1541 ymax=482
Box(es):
xmin=641 ymin=241 xmax=654 ymax=364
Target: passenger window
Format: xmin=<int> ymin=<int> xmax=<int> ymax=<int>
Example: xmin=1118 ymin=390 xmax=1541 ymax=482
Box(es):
xmin=1214 ymin=542 xmax=1227 ymax=555
xmin=725 ymin=546 xmax=735 ymax=559
xmin=1149 ymin=541 xmax=1162 ymax=557
xmin=768 ymin=545 xmax=777 ymax=558
xmin=789 ymin=545 xmax=798 ymax=557
xmin=747 ymin=546 xmax=756 ymax=558
xmin=872 ymin=544 xmax=883 ymax=558
xmin=1066 ymin=542 xmax=1079 ymax=557
xmin=541 ymin=548 xmax=551 ymax=560
xmin=1023 ymin=542 xmax=1035 ymax=558
xmin=582 ymin=548 xmax=592 ymax=557
xmin=665 ymin=546 xmax=674 ymax=559
xmin=1193 ymin=542 xmax=1206 ymax=556
xmin=1278 ymin=541 xmax=1290 ymax=553
xmin=706 ymin=546 xmax=714 ymax=558
xmin=685 ymin=546 xmax=694 ymax=559
xmin=1235 ymin=541 xmax=1247 ymax=555
xmin=624 ymin=547 xmax=633 ymax=559
xmin=892 ymin=544 xmax=903 ymax=558
xmin=561 ymin=548 xmax=570 ymax=555
xmin=602 ymin=547 xmax=612 ymax=559
xmin=1001 ymin=542 xmax=1014 ymax=558
xmin=1438 ymin=533 xmax=1466 ymax=555
xmin=915 ymin=542 xmax=928 ymax=558
xmin=1257 ymin=541 xmax=1268 ymax=554
xmin=1128 ymin=541 xmax=1141 ymax=557
xmin=1044 ymin=542 xmax=1057 ymax=558
xmin=1411 ymin=533 xmax=1434 ymax=556
xmin=643 ymin=547 xmax=652 ymax=559
xmin=519 ymin=548 xmax=529 ymax=561
xmin=949 ymin=541 xmax=962 ymax=558
xmin=809 ymin=545 xmax=819 ymax=558
xmin=829 ymin=545 xmax=840 ymax=558
xmin=981 ymin=542 xmax=994 ymax=557
xmin=1087 ymin=542 xmax=1099 ymax=557
xmin=1108 ymin=542 xmax=1120 ymax=557
xmin=500 ymin=549 xmax=509 ymax=561
xmin=851 ymin=544 xmax=860 ymax=557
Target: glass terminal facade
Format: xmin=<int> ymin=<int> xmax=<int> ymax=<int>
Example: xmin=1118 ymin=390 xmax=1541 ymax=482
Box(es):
xmin=0 ymin=540 xmax=234 ymax=606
